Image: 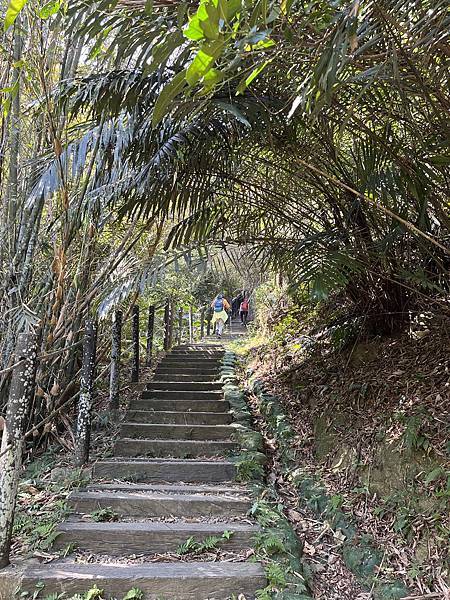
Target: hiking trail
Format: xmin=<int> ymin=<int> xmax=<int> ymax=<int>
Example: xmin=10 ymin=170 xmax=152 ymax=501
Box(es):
xmin=20 ymin=320 xmax=266 ymax=599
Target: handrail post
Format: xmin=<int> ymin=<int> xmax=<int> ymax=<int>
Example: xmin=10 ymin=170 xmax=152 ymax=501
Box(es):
xmin=131 ymin=304 xmax=140 ymax=382
xmin=177 ymin=307 xmax=183 ymax=345
xmin=200 ymin=308 xmax=205 ymax=340
xmin=75 ymin=319 xmax=97 ymax=467
xmin=109 ymin=310 xmax=122 ymax=412
xmin=163 ymin=300 xmax=170 ymax=352
xmin=0 ymin=333 xmax=37 ymax=568
xmin=168 ymin=301 xmax=174 ymax=349
xmin=146 ymin=305 xmax=155 ymax=366
xmin=188 ymin=305 xmax=193 ymax=343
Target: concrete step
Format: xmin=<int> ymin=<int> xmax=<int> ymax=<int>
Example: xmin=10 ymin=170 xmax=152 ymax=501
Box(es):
xmin=125 ymin=410 xmax=231 ymax=425
xmin=93 ymin=459 xmax=236 ymax=482
xmin=114 ymin=438 xmax=237 ymax=458
xmin=129 ymin=398 xmax=229 ymax=413
xmin=69 ymin=489 xmax=251 ymax=517
xmin=55 ymin=521 xmax=259 ymax=555
xmin=20 ymin=561 xmax=266 ymax=599
xmin=120 ymin=423 xmax=234 ymax=441
xmin=141 ymin=390 xmax=223 ymax=401
xmin=155 ymin=373 xmax=219 ymax=382
xmin=147 ymin=381 xmax=223 ymax=392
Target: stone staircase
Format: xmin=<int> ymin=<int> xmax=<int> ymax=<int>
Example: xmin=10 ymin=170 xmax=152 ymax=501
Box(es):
xmin=20 ymin=342 xmax=265 ymax=599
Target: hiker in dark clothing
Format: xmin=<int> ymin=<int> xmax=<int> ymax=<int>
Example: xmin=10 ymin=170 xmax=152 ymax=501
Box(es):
xmin=239 ymin=296 xmax=249 ymax=326
xmin=231 ymin=292 xmax=243 ymax=318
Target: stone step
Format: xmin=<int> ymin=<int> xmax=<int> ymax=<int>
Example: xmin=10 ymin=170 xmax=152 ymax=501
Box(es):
xmin=147 ymin=381 xmax=223 ymax=392
xmin=55 ymin=521 xmax=259 ymax=555
xmin=85 ymin=483 xmax=249 ymax=495
xmin=129 ymin=399 xmax=229 ymax=413
xmin=161 ymin=359 xmax=222 ymax=367
xmin=93 ymin=459 xmax=236 ymax=482
xmin=20 ymin=561 xmax=266 ymax=599
xmin=141 ymin=390 xmax=223 ymax=401
xmin=120 ymin=423 xmax=234 ymax=441
xmin=166 ymin=350 xmax=225 ymax=363
xmin=69 ymin=489 xmax=251 ymax=517
xmin=155 ymin=367 xmax=220 ymax=376
xmin=114 ymin=438 xmax=237 ymax=458
xmin=171 ymin=346 xmax=223 ymax=351
xmin=125 ymin=410 xmax=231 ymax=425
xmin=155 ymin=373 xmax=219 ymax=382
xmin=174 ymin=344 xmax=223 ymax=349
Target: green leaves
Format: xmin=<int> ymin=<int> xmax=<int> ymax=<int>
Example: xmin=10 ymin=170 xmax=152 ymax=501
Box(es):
xmin=152 ymin=70 xmax=187 ymax=127
xmin=38 ymin=0 xmax=61 ymax=19
xmin=186 ymin=38 xmax=225 ymax=86
xmin=184 ymin=0 xmax=223 ymax=41
xmin=4 ymin=0 xmax=61 ymax=30
xmin=122 ymin=589 xmax=144 ymax=600
xmin=4 ymin=0 xmax=28 ymax=30
xmin=236 ymin=60 xmax=271 ymax=94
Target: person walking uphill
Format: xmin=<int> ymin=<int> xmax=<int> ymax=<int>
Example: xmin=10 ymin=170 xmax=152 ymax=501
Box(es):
xmin=211 ymin=294 xmax=230 ymax=339
xmin=239 ymin=296 xmax=250 ymax=326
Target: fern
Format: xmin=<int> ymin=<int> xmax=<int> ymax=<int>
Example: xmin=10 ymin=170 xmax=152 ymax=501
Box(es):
xmin=176 ymin=531 xmax=234 ymax=555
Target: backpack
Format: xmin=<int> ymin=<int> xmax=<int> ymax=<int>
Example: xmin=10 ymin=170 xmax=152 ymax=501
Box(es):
xmin=240 ymin=299 xmax=249 ymax=311
xmin=214 ymin=298 xmax=224 ymax=312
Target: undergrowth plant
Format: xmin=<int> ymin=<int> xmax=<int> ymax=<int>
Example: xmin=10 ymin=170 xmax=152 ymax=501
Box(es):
xmin=222 ymin=351 xmax=313 ymax=600
xmin=13 ymin=450 xmax=88 ymax=557
xmin=250 ymin=377 xmax=412 ymax=600
xmin=176 ymin=531 xmax=233 ymax=555
xmin=38 ymin=587 xmax=144 ymax=600
xmin=89 ymin=508 xmax=119 ymax=523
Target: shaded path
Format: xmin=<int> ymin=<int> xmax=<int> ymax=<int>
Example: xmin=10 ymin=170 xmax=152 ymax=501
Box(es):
xmin=21 ymin=329 xmax=265 ymax=599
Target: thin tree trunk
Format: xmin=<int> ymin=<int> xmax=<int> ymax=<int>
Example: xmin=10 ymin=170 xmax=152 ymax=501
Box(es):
xmin=109 ymin=310 xmax=122 ymax=411
xmin=6 ymin=21 xmax=21 ymax=245
xmin=0 ymin=333 xmax=37 ymax=568
xmin=74 ymin=319 xmax=96 ymax=467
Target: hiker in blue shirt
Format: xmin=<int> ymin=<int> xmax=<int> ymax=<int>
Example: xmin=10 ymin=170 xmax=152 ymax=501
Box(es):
xmin=210 ymin=293 xmax=230 ymax=338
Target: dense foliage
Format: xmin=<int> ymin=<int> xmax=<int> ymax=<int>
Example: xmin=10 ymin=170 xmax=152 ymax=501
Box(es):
xmin=0 ymin=0 xmax=448 ymax=441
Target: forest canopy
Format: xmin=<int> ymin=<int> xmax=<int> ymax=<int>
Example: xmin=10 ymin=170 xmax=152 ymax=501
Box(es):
xmin=0 ymin=0 xmax=448 ymax=409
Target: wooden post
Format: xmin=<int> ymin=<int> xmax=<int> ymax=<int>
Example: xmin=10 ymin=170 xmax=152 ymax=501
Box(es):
xmin=0 ymin=333 xmax=37 ymax=568
xmin=168 ymin=301 xmax=174 ymax=349
xmin=75 ymin=319 xmax=96 ymax=467
xmin=131 ymin=304 xmax=139 ymax=382
xmin=207 ymin=313 xmax=211 ymax=336
xmin=177 ymin=307 xmax=183 ymax=345
xmin=146 ymin=305 xmax=155 ymax=366
xmin=200 ymin=308 xmax=205 ymax=340
xmin=109 ymin=310 xmax=122 ymax=412
xmin=188 ymin=306 xmax=194 ymax=343
xmin=163 ymin=300 xmax=170 ymax=352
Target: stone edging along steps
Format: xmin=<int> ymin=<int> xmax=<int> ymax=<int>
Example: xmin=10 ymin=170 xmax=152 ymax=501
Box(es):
xmin=16 ymin=342 xmax=267 ymax=599
xmin=248 ymin=377 xmax=411 ymax=600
